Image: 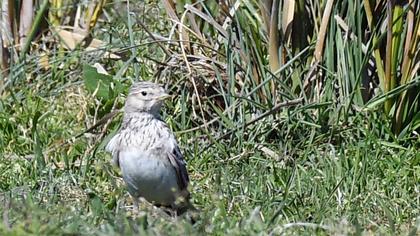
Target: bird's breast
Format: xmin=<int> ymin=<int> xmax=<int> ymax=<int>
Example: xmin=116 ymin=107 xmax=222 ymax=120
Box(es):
xmin=120 ymin=118 xmax=174 ymax=150
xmin=118 ymin=150 xmax=180 ymax=205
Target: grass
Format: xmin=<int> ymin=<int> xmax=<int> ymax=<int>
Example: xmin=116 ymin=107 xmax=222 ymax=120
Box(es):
xmin=1 ymin=76 xmax=418 ymax=235
xmin=1 ymin=0 xmax=419 ymax=235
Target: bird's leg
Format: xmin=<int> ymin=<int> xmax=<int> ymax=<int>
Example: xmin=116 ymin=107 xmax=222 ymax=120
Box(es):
xmin=169 ymin=203 xmax=181 ymax=219
xmin=132 ymin=196 xmax=139 ymax=214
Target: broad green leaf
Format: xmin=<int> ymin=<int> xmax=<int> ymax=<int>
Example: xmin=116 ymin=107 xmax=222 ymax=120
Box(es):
xmin=83 ymin=64 xmax=114 ymax=100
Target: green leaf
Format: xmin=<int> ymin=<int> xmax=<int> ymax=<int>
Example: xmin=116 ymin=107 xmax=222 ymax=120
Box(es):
xmin=83 ymin=64 xmax=114 ymax=100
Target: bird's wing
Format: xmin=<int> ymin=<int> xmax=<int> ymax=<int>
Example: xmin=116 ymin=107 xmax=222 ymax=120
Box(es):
xmin=112 ymin=151 xmax=120 ymax=167
xmin=105 ymin=134 xmax=120 ymax=167
xmin=167 ymin=145 xmax=190 ymax=191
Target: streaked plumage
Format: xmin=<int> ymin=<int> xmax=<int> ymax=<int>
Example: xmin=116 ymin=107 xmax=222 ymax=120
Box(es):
xmin=106 ymin=81 xmax=192 ymax=214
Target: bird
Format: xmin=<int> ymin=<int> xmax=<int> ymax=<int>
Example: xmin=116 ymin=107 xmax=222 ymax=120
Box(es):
xmin=105 ymin=81 xmax=194 ymax=216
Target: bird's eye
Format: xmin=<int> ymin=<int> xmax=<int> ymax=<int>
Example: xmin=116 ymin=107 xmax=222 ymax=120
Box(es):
xmin=141 ymin=91 xmax=147 ymax=96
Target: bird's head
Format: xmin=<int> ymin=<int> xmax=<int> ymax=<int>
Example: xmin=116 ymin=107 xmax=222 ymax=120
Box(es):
xmin=124 ymin=81 xmax=171 ymax=115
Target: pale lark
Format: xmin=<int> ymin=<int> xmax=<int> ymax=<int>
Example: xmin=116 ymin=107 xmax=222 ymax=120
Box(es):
xmin=106 ymin=81 xmax=194 ymax=216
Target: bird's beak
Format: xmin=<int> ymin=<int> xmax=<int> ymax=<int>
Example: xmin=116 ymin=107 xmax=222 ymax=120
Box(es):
xmin=157 ymin=93 xmax=172 ymax=100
